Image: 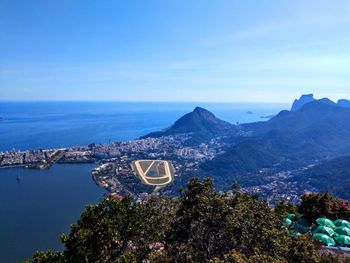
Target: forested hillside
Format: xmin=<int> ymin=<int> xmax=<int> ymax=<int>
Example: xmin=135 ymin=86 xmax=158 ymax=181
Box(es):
xmin=27 ymin=178 xmax=350 ymax=263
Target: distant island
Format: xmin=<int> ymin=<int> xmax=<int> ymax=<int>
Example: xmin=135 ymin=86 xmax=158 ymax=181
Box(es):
xmin=260 ymin=114 xmax=276 ymax=119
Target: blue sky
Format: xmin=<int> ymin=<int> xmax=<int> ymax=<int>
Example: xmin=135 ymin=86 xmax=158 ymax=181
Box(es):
xmin=1 ymin=0 xmax=350 ymax=102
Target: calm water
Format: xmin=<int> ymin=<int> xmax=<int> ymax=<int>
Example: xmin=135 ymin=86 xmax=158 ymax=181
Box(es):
xmin=0 ymin=102 xmax=288 ymax=151
xmin=0 ymin=102 xmax=288 ymax=262
xmin=0 ymin=164 xmax=105 ymax=263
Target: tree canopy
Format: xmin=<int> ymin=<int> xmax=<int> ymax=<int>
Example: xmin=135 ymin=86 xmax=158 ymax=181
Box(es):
xmin=26 ymin=178 xmax=350 ymax=263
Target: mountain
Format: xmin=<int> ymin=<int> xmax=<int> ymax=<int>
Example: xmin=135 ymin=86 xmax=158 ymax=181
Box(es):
xmin=291 ymin=94 xmax=316 ymax=111
xmin=244 ymin=98 xmax=346 ymax=135
xmin=200 ymin=128 xmax=334 ymax=188
xmin=338 ymin=99 xmax=350 ymax=108
xmin=140 ymin=96 xmax=350 ymax=193
xmin=297 ymin=156 xmax=350 ymax=200
xmin=202 ymin=98 xmax=350 ymax=189
xmin=141 ymin=107 xmax=234 ymax=142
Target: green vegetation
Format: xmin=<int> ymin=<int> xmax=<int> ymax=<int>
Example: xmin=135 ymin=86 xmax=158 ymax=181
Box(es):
xmin=200 ymin=100 xmax=350 ymax=191
xmin=298 ymin=156 xmax=350 ymax=200
xmin=132 ymin=160 xmax=174 ymax=186
xmin=142 ymin=107 xmax=235 ymax=144
xmin=26 ymin=179 xmax=350 ymax=263
xmin=146 ymin=177 xmax=170 ymax=184
xmin=139 ymin=161 xmax=153 ymax=172
xmin=298 ymin=192 xmax=350 ymax=223
xmin=281 ymin=192 xmax=350 ymax=250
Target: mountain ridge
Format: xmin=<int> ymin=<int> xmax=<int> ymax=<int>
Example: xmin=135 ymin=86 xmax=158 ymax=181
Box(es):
xmin=338 ymin=99 xmax=350 ymax=108
xmin=291 ymin=94 xmax=316 ymax=111
xmin=243 ymin=97 xmax=350 ymax=135
xmin=140 ymin=94 xmax=350 ymax=198
xmin=297 ymin=155 xmax=350 ymax=200
xmin=140 ymin=106 xmax=234 ymax=142
xmin=198 ymin=95 xmax=350 ymax=194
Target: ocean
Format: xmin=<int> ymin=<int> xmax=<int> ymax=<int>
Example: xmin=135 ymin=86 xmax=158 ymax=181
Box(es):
xmin=0 ymin=101 xmax=288 ymax=262
xmin=0 ymin=101 xmax=288 ymax=151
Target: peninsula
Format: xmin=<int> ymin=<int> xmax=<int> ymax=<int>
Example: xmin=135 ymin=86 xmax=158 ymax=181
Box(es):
xmin=3 ymin=96 xmax=350 ymax=204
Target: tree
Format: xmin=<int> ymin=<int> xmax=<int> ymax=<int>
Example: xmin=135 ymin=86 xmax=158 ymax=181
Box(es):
xmin=319 ymin=253 xmax=350 ymax=263
xmin=274 ymin=201 xmax=298 ymax=218
xmin=27 ymin=178 xmax=342 ymax=263
xmin=61 ymin=196 xmax=164 ymax=263
xmin=298 ymin=193 xmax=350 ymax=222
xmin=24 ymin=250 xmax=64 ymax=263
xmin=285 ymin=235 xmax=320 ymax=263
xmin=210 ymin=250 xmax=249 ymax=263
xmin=163 ymin=178 xmax=320 ymax=262
xmin=164 ymin=177 xmax=233 ymax=262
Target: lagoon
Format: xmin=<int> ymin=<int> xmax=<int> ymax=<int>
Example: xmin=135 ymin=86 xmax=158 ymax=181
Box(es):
xmin=0 ymin=101 xmax=288 ymax=262
xmin=0 ymin=164 xmax=105 ymax=263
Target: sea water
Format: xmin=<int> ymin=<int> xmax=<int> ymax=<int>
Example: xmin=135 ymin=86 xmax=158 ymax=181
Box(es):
xmin=0 ymin=101 xmax=288 ymax=262
xmin=0 ymin=101 xmax=288 ymax=151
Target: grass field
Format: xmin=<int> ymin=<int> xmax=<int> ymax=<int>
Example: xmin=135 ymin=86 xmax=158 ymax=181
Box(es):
xmin=131 ymin=160 xmax=174 ymax=187
xmin=139 ymin=161 xmax=153 ymax=172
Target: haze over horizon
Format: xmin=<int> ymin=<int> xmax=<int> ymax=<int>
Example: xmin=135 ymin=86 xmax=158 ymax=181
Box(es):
xmin=1 ymin=0 xmax=350 ymax=102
